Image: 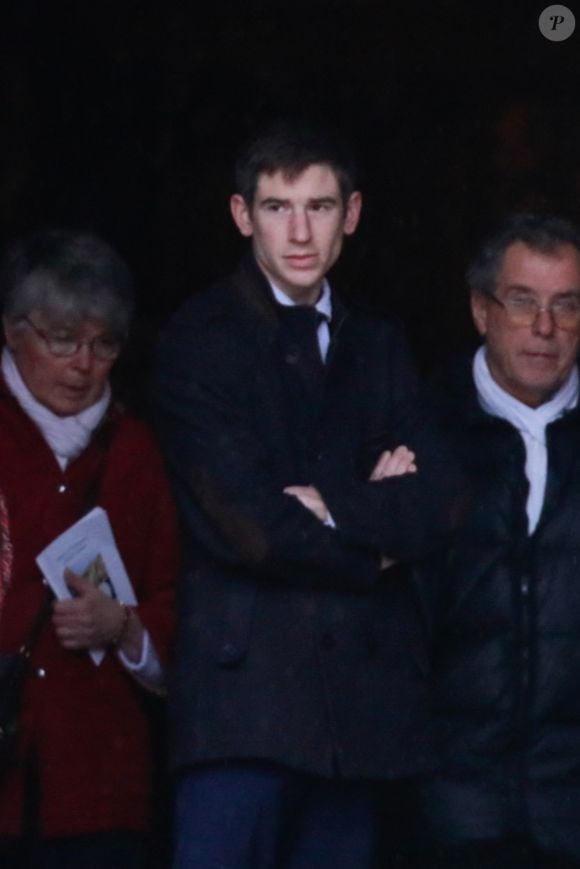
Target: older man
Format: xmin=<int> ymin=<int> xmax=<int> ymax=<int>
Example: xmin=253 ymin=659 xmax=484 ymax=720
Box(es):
xmin=153 ymin=120 xmax=455 ymax=869
xmin=417 ymin=213 xmax=580 ymax=869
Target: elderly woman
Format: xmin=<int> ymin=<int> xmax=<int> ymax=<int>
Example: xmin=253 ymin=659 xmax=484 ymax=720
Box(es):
xmin=0 ymin=230 xmax=178 ymax=868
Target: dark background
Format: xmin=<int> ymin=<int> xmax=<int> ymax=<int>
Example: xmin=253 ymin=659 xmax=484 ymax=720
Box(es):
xmin=2 ymin=3 xmax=577 ymax=862
xmin=1 ymin=0 xmax=579 ymax=388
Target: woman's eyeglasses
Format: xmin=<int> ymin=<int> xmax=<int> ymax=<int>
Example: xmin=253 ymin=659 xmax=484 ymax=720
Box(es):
xmin=24 ymin=317 xmax=122 ymax=361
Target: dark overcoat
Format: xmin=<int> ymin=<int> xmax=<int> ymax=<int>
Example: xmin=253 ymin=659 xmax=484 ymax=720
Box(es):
xmin=417 ymin=358 xmax=580 ymax=863
xmin=154 ymin=257 xmax=455 ymax=781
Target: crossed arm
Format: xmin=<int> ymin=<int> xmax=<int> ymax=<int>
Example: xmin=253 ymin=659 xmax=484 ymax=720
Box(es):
xmin=283 ymin=445 xmax=417 ymax=569
xmin=154 ymin=310 xmax=457 ymax=586
xmin=284 ymin=445 xmax=417 ymax=522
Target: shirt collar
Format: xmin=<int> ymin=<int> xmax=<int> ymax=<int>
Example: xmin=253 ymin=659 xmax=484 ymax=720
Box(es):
xmin=269 ymin=279 xmax=332 ymax=322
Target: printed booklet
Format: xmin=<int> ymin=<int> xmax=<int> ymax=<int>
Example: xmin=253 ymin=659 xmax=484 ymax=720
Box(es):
xmin=36 ymin=507 xmax=136 ymax=665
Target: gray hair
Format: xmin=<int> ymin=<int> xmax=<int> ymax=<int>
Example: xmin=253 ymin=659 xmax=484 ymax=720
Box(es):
xmin=467 ymin=213 xmax=580 ymax=297
xmin=0 ymin=229 xmax=135 ymax=336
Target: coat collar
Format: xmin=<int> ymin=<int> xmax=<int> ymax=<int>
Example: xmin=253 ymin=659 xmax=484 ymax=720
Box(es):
xmin=232 ymin=254 xmax=349 ymax=346
xmin=435 ymin=350 xmax=580 ymax=536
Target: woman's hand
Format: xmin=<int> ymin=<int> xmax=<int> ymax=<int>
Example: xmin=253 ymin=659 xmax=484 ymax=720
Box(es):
xmin=52 ymin=570 xmax=143 ymax=661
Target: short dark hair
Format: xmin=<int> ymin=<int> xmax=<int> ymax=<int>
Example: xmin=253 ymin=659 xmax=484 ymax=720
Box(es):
xmin=0 ymin=228 xmax=135 ymax=336
xmin=468 ymin=213 xmax=580 ymax=297
xmin=234 ymin=119 xmax=358 ymax=206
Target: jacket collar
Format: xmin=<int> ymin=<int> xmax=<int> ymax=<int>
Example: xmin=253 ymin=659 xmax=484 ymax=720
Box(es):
xmin=232 ymin=254 xmax=349 ymax=343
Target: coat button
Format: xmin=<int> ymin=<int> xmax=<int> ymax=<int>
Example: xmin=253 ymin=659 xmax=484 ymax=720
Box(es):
xmin=36 ymin=668 xmax=47 ymax=678
xmin=57 ymin=484 xmax=67 ymax=494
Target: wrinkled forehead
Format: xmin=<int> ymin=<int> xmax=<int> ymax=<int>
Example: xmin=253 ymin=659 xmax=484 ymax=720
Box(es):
xmin=496 ymin=241 xmax=580 ymax=295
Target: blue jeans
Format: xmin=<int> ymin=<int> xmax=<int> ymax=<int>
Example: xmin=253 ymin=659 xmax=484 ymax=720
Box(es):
xmin=173 ymin=761 xmax=379 ymax=869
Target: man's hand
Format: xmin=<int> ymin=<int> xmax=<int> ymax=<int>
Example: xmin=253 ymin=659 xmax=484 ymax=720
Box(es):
xmin=283 ymin=447 xmax=417 ymax=562
xmin=52 ymin=571 xmax=127 ymax=650
xmin=369 ymin=445 xmax=417 ymax=570
xmin=284 ymin=485 xmax=329 ymax=522
xmin=369 ymin=445 xmax=417 ymax=481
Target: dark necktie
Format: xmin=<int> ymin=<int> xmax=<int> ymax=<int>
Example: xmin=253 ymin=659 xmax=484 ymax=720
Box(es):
xmin=277 ymin=305 xmax=328 ymax=388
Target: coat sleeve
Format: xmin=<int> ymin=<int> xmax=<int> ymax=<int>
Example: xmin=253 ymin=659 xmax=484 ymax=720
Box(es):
xmin=103 ymin=419 xmax=179 ymax=667
xmin=152 ymin=312 xmax=379 ymax=591
xmin=313 ymin=325 xmax=463 ymax=561
xmin=133 ymin=444 xmax=179 ymax=665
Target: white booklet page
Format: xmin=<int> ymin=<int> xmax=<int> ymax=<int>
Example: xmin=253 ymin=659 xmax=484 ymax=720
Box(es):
xmin=36 ymin=506 xmax=136 ymax=665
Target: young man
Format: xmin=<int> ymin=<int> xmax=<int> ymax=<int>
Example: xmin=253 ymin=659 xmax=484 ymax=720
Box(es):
xmin=416 ymin=214 xmax=580 ymax=869
xmin=154 ymin=120 xmax=454 ymax=869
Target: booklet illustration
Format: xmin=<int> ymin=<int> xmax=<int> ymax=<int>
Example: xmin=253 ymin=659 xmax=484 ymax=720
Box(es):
xmin=36 ymin=507 xmax=136 ymax=665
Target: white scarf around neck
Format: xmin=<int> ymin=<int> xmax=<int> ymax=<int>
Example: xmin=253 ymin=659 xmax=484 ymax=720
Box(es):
xmin=473 ymin=345 xmax=578 ymax=534
xmin=2 ymin=346 xmax=111 ymax=470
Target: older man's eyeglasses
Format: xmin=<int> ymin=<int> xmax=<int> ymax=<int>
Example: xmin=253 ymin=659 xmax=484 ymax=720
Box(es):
xmin=488 ymin=292 xmax=580 ymax=331
xmin=24 ymin=317 xmax=122 ymax=360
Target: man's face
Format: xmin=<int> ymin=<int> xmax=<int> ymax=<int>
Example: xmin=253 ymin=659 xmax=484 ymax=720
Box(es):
xmin=230 ymin=163 xmax=361 ymax=305
xmin=471 ymin=241 xmax=580 ymax=407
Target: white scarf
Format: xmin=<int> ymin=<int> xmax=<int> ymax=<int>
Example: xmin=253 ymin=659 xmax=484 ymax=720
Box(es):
xmin=2 ymin=346 xmax=111 ymax=469
xmin=473 ymin=345 xmax=578 ymax=534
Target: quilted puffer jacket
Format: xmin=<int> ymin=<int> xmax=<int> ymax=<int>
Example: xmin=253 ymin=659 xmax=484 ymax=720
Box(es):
xmin=417 ymin=358 xmax=580 ymax=863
